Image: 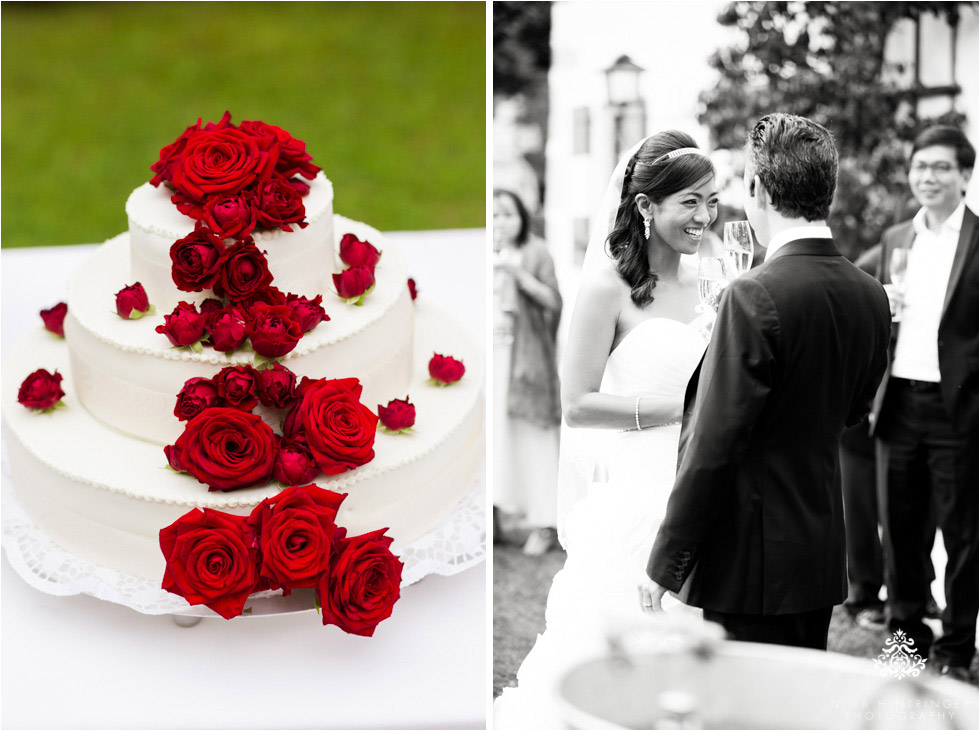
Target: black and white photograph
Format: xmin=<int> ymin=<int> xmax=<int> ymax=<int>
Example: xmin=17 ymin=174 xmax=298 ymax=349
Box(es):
xmin=493 ymin=2 xmax=979 ymax=728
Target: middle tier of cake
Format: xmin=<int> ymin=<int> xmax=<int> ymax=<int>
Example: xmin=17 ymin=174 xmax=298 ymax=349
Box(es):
xmin=64 ymin=216 xmax=413 ymax=445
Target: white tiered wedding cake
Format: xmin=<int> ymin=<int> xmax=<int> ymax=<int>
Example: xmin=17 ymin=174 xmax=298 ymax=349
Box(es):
xmin=2 ymin=114 xmax=483 ymax=628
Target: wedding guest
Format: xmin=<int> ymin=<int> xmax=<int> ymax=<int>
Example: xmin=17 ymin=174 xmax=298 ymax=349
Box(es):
xmin=492 ymin=189 xmax=563 ymax=556
xmin=870 ymin=125 xmax=978 ymax=681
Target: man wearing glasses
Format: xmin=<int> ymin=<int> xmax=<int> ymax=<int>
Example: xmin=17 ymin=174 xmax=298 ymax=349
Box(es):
xmin=870 ymin=125 xmax=978 ymax=682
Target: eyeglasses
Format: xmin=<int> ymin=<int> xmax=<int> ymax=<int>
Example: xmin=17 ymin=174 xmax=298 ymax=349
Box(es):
xmin=910 ymin=161 xmax=959 ymax=176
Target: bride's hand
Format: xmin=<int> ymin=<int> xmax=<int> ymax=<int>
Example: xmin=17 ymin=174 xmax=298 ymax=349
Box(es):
xmin=637 ymin=571 xmax=668 ymax=615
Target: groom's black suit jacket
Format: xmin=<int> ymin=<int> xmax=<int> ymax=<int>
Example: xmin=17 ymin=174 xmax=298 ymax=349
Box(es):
xmin=647 ymin=238 xmax=891 ymax=615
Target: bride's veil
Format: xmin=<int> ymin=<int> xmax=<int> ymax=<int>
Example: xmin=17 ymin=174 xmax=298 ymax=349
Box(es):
xmin=556 ymin=135 xmax=651 ymax=547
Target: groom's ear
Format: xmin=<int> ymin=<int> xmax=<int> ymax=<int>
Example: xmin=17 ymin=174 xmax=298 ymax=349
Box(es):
xmin=752 ymin=175 xmax=769 ymax=208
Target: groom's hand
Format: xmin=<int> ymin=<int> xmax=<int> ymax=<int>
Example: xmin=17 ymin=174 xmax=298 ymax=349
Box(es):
xmin=637 ymin=572 xmax=668 ymax=615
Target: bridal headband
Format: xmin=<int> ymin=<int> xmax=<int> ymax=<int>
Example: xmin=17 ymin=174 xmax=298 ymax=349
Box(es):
xmin=651 ymin=147 xmax=707 ymax=165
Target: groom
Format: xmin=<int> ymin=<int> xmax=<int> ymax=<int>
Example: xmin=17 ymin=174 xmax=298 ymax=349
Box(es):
xmin=638 ymin=114 xmax=892 ymax=649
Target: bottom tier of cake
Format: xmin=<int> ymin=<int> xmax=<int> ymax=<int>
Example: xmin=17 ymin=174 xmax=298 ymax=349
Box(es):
xmin=1 ymin=298 xmax=483 ymax=584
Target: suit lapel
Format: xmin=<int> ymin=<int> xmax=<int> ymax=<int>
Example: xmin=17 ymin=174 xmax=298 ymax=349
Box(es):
xmin=940 ymin=208 xmax=978 ymax=327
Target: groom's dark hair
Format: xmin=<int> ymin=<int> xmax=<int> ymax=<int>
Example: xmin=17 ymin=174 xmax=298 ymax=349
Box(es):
xmin=747 ymin=114 xmax=838 ymax=221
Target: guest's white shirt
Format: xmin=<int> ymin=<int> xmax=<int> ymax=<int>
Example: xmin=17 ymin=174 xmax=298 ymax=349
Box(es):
xmin=764 ymin=225 xmax=834 ymax=261
xmin=891 ymin=202 xmax=964 ymax=383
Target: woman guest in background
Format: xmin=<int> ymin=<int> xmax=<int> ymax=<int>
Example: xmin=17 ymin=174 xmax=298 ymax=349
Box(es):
xmin=492 ymin=188 xmax=563 ymax=556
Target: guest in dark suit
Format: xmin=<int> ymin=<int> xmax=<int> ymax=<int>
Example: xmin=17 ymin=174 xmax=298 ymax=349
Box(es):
xmin=639 ymin=113 xmax=892 ymax=650
xmin=870 ymin=125 xmax=978 ymax=680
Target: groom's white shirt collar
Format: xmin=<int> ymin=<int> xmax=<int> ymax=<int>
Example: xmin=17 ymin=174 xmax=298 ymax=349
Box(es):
xmin=764 ymin=226 xmax=833 ymax=261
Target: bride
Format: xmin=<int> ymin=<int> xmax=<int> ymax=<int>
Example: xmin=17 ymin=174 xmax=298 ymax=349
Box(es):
xmin=494 ymin=131 xmax=720 ymax=728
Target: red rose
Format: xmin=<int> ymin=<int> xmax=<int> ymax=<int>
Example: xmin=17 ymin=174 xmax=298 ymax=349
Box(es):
xmin=202 ymin=191 xmax=257 ymax=241
xmin=332 ymin=266 xmax=375 ymax=302
xmin=407 ymin=278 xmax=418 ymax=301
xmin=339 ymin=234 xmax=381 ymax=269
xmin=40 ymin=302 xmax=68 ymax=337
xmin=170 ymin=407 xmax=277 ymax=491
xmin=156 ymin=302 xmax=207 ymax=347
xmin=254 ymin=176 xmax=308 ymax=233
xmin=317 ymin=528 xmax=403 ymax=636
xmin=378 ymin=397 xmax=415 ymax=432
xmin=150 ymin=118 xmax=203 ymax=187
xmin=273 ymin=443 xmax=320 ymax=485
xmin=235 ymin=285 xmax=287 ymax=318
xmin=160 ymin=508 xmax=263 ymax=619
xmin=17 ymin=369 xmax=65 ymax=411
xmin=239 ymin=119 xmax=320 ymax=181
xmin=283 ymin=378 xmax=378 ymax=475
xmin=206 ymin=306 xmax=248 ymax=352
xmin=257 ymin=362 xmax=297 ymax=408
xmin=246 ymin=484 xmax=345 ymax=592
xmin=174 ymin=377 xmax=222 ymax=421
xmin=428 ymin=353 xmax=465 ymax=385
xmin=213 ymin=365 xmax=259 ymax=411
xmin=246 ymin=302 xmax=303 ymax=359
xmin=170 ymin=125 xmax=276 ymax=203
xmin=285 ymin=293 xmax=328 ymax=333
xmin=170 ymin=224 xmax=227 ymax=293
xmin=116 ymin=282 xmax=152 ymax=320
xmin=170 ymin=189 xmax=205 ymax=222
xmin=213 ymin=238 xmax=274 ymax=302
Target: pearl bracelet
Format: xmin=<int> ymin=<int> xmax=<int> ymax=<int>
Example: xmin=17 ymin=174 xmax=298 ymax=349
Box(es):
xmin=635 ymin=397 xmax=643 ymax=431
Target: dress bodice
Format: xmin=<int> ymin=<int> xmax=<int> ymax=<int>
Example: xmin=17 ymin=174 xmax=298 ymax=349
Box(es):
xmin=600 ymin=315 xmax=710 ymax=400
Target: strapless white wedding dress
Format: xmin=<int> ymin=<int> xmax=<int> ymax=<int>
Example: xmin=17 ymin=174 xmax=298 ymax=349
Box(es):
xmin=494 ymin=316 xmax=711 ymax=730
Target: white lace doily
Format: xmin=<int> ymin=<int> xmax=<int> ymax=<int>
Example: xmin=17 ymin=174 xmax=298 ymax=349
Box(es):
xmin=1 ymin=438 xmax=485 ymax=616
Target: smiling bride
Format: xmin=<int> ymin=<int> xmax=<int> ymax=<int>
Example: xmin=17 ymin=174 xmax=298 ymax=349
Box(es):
xmin=494 ymin=131 xmax=722 ymax=728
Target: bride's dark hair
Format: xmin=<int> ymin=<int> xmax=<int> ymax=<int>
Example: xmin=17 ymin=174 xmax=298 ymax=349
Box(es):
xmin=608 ymin=131 xmax=715 ymax=307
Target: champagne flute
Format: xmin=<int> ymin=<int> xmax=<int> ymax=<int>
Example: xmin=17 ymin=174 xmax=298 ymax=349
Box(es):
xmin=888 ymin=248 xmax=909 ymax=321
xmin=724 ymin=220 xmax=754 ymax=275
xmin=698 ymin=257 xmax=729 ymax=313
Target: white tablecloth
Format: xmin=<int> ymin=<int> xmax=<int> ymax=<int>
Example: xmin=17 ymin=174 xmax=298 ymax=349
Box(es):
xmin=1 ymin=229 xmax=487 ymax=730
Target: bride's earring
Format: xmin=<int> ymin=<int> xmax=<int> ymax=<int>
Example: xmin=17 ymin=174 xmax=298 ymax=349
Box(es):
xmin=643 ymin=217 xmax=651 ymax=240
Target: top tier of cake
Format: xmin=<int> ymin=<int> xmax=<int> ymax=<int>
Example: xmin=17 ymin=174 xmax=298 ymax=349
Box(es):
xmin=126 ymin=172 xmax=335 ymax=313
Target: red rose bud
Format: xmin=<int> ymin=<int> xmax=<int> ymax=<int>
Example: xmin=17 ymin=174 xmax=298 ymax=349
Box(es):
xmin=203 ymin=191 xmax=257 ymax=241
xmin=246 ymin=302 xmax=303 ymax=359
xmin=285 ymin=293 xmax=328 ymax=333
xmin=170 ymin=223 xmax=227 ymax=292
xmin=332 ymin=266 xmax=375 ymax=304
xmin=159 ymin=508 xmax=263 ymax=619
xmin=40 ymin=302 xmax=68 ymax=337
xmin=206 ymin=307 xmax=248 ymax=352
xmin=17 ymin=368 xmax=65 ymax=411
xmin=214 ymin=365 xmax=259 ymax=412
xmin=257 ymin=362 xmax=297 ymax=408
xmin=155 ymin=302 xmax=207 ymax=347
xmin=428 ymin=353 xmax=465 ymax=385
xmin=116 ymin=282 xmax=152 ymax=320
xmin=317 ymin=528 xmax=403 ymax=636
xmin=246 ymin=485 xmax=344 ymax=592
xmin=174 ymin=377 xmax=222 ymax=421
xmin=200 ymin=297 xmax=225 ymax=315
xmin=272 ymin=445 xmax=320 ymax=486
xmin=164 ymin=442 xmax=186 ymax=472
xmin=407 ymin=278 xmax=418 ymax=301
xmin=339 ymin=233 xmax=381 ymax=269
xmin=378 ymin=397 xmax=415 ymax=432
xmin=213 ymin=238 xmax=274 ymax=302
xmin=254 ymin=176 xmax=308 ymax=233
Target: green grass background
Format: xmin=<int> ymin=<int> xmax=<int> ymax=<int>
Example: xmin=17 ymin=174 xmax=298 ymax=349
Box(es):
xmin=1 ymin=1 xmax=486 ymax=247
